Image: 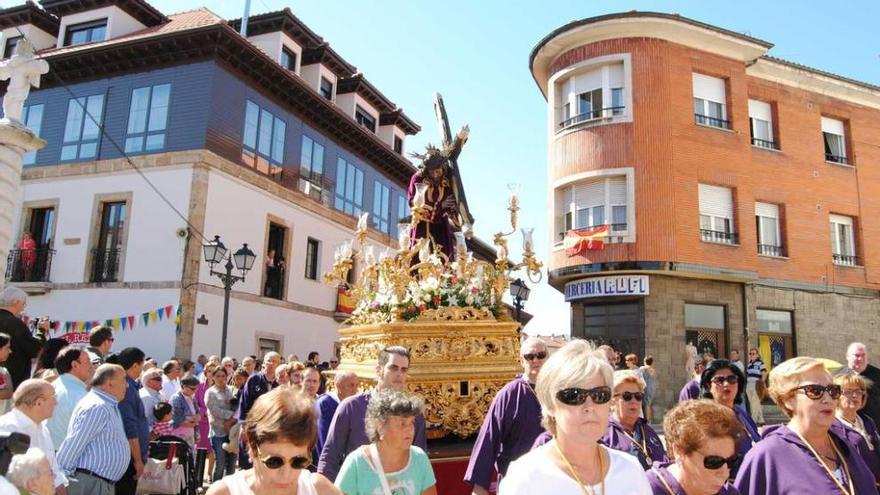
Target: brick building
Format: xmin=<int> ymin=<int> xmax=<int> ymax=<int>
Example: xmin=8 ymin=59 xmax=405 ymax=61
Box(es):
xmin=530 ymin=12 xmax=880 ymax=412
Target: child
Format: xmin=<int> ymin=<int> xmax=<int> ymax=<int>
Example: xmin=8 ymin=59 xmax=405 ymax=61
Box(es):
xmin=151 ymin=402 xmax=173 ymax=439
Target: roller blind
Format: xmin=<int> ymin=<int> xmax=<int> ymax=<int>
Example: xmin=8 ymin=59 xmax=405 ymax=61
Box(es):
xmin=608 ymin=64 xmax=625 ymax=88
xmin=609 ymin=177 xmax=627 ymax=204
xmin=755 ymin=202 xmax=778 ymax=218
xmin=699 ymin=184 xmax=733 ymax=218
xmin=748 ymin=100 xmax=772 ymax=121
xmin=574 ymin=180 xmax=605 ymax=208
xmin=830 ymin=213 xmax=853 ymax=226
xmin=572 ymin=67 xmax=603 ymax=95
xmin=692 ymin=73 xmax=726 ymax=103
xmin=821 ymin=117 xmax=845 ymax=136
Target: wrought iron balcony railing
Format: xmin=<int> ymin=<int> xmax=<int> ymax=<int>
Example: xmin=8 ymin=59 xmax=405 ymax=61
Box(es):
xmin=695 ymin=113 xmax=731 ymax=130
xmin=559 ymin=107 xmax=625 ymax=130
xmin=833 ymin=253 xmax=858 ymax=266
xmin=91 ymin=248 xmax=121 ymax=282
xmin=6 ymin=248 xmax=54 ymax=282
xmin=757 ymin=244 xmax=784 ymax=257
xmin=701 ymin=229 xmax=738 ymax=244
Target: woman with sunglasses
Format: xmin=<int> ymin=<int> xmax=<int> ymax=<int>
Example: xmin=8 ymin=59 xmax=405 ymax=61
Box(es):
xmin=206 ymin=387 xmax=340 ymax=495
xmin=700 ymin=359 xmax=759 ymax=479
xmin=499 ymin=339 xmax=651 ymax=494
xmin=734 ymin=357 xmax=878 ymax=495
xmin=831 ymin=373 xmax=880 ymax=484
xmin=603 ymin=370 xmax=667 ymax=470
xmin=335 ymin=389 xmax=437 ymax=495
xmin=647 ymin=400 xmax=741 ymax=494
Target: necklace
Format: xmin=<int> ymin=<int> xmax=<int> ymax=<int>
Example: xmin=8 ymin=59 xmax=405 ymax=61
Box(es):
xmin=553 ymin=440 xmax=605 ymax=495
xmin=792 ymin=430 xmax=854 ymax=495
xmin=619 ymin=423 xmax=652 ymax=464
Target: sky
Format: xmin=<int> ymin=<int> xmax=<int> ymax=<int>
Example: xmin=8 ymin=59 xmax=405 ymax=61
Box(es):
xmin=6 ymin=0 xmax=878 ymax=336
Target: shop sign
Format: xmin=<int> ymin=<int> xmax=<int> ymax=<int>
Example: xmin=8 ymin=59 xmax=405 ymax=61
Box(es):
xmin=564 ymin=275 xmax=649 ymax=301
xmin=59 ymin=332 xmax=90 ymax=345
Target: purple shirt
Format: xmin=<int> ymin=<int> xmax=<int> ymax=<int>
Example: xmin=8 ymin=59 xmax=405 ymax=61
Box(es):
xmin=831 ymin=415 xmax=880 ymax=483
xmin=317 ymin=391 xmax=427 ymax=482
xmin=602 ymin=416 xmax=668 ymax=470
xmin=678 ymin=378 xmax=701 ymax=402
xmin=734 ymin=424 xmax=879 ymax=495
xmin=315 ymin=392 xmax=340 ymax=457
xmin=464 ymin=378 xmax=544 ymax=489
xmin=648 ymin=462 xmax=740 ymax=495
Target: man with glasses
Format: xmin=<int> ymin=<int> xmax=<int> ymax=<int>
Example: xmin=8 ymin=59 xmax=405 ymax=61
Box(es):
xmin=138 ymin=368 xmax=162 ymax=428
xmin=746 ymin=348 xmax=767 ymax=425
xmin=464 ymin=336 xmax=547 ymax=495
xmin=47 ymin=347 xmax=94 ymax=448
xmin=159 ymin=360 xmax=180 ymax=401
xmin=236 ymin=351 xmax=281 ymax=468
xmin=85 ymin=326 xmax=114 ymax=366
xmin=840 ymin=342 xmax=880 ymax=424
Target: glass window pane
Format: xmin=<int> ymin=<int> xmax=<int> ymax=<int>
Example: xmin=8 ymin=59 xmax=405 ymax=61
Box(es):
xmin=63 ymin=99 xmax=84 ymax=142
xmin=593 ymin=206 xmax=604 ymax=226
xmin=355 ymin=170 xmax=364 ymax=207
xmin=25 ymin=104 xmax=43 ymax=134
xmin=757 ymin=309 xmax=792 ymax=334
xmin=612 ymin=206 xmax=626 ymax=228
xmin=258 ymin=110 xmax=273 ymax=155
xmin=271 ymin=119 xmax=285 ymax=164
xmin=576 ymin=208 xmax=589 ymax=228
xmin=147 ymin=84 xmax=170 ymax=132
xmin=335 ymin=158 xmax=345 ymax=197
xmin=754 ymin=119 xmax=770 ymax=141
xmin=91 ymin=26 xmax=106 ymax=42
xmin=124 ymin=137 xmax=142 ymax=153
xmin=60 ymin=145 xmax=78 ymax=160
xmin=127 ymin=87 xmax=150 ymax=134
xmin=79 ymin=141 xmax=97 ymax=159
xmin=685 ymin=304 xmax=725 ymax=329
xmin=243 ymin=101 xmax=259 ymax=149
xmin=145 ymin=133 xmax=165 ymax=151
xmin=313 ymin=143 xmax=324 ymax=175
xmin=82 ymin=95 xmax=104 ymax=141
xmin=694 ymin=98 xmax=703 ymax=115
xmin=301 ymin=136 xmax=313 ymax=171
xmin=708 ymin=101 xmax=723 ymax=119
xmin=760 ymin=217 xmax=778 ymax=246
xmin=345 ymin=165 xmax=355 ymax=201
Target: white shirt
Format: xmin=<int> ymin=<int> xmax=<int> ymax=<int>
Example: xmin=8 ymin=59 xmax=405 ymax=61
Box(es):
xmin=498 ymin=443 xmax=651 ymax=495
xmin=160 ymin=376 xmax=180 ymax=401
xmin=47 ymin=373 xmax=89 ymax=448
xmin=0 ymin=408 xmax=67 ymax=488
xmin=140 ymin=386 xmax=161 ymax=427
xmin=0 ymin=476 xmax=17 ymax=495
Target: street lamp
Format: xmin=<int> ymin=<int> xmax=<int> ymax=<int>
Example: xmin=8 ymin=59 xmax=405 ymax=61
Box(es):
xmin=509 ymin=278 xmax=530 ymax=325
xmin=203 ymin=235 xmax=256 ymax=356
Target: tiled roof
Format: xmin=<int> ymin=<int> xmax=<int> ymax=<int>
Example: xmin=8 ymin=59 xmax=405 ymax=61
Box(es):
xmin=760 ymin=55 xmax=880 ymax=93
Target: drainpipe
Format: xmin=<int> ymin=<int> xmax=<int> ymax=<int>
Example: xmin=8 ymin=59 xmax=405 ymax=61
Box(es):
xmin=741 ymin=282 xmax=750 ymax=353
xmin=240 ymin=0 xmax=251 ymax=37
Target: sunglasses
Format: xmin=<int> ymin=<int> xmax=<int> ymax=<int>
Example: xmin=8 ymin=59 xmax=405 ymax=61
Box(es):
xmin=794 ymin=384 xmax=842 ymax=400
xmin=701 ymin=452 xmax=740 ymax=470
xmin=556 ymin=386 xmax=612 ymax=406
xmin=148 ymin=376 xmax=162 ymax=382
xmin=615 ymin=391 xmax=644 ymax=402
xmin=523 ymin=351 xmax=548 ymax=361
xmin=710 ymin=375 xmax=738 ymax=385
xmin=257 ymin=451 xmax=311 ymax=470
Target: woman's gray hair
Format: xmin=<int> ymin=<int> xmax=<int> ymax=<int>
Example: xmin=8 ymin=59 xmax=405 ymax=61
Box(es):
xmin=0 ymin=286 xmax=27 ymax=307
xmin=365 ymin=390 xmax=424 ymax=443
xmin=6 ymin=447 xmax=50 ymax=490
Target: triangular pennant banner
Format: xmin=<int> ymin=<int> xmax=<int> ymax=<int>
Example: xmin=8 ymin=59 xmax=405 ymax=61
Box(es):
xmin=128 ymin=315 xmax=135 ymax=329
xmin=142 ymin=313 xmax=149 ymax=326
xmin=85 ymin=321 xmax=92 ymax=331
xmin=64 ymin=321 xmax=71 ymax=332
xmin=120 ymin=317 xmax=127 ymax=330
xmin=165 ymin=305 xmax=173 ymax=319
xmin=157 ymin=308 xmax=164 ymax=321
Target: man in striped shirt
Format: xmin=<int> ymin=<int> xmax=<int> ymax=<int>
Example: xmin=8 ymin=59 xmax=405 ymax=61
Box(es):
xmin=56 ymin=364 xmax=129 ymax=495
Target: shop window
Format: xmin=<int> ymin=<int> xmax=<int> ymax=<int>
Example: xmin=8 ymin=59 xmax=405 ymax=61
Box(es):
xmin=581 ymin=301 xmax=644 ymax=359
xmin=685 ymin=303 xmax=726 ymax=359
xmin=756 ymin=309 xmax=795 ymax=370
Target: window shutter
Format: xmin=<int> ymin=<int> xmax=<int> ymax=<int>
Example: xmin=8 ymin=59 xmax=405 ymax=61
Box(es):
xmin=572 ymin=67 xmax=603 ymax=95
xmin=692 ymin=73 xmax=726 ymax=104
xmin=748 ymin=100 xmax=772 ymax=122
xmin=698 ymin=184 xmax=733 ymax=218
xmin=821 ymin=117 xmax=845 ymax=136
xmin=608 ymin=64 xmax=625 ymax=88
xmin=830 ymin=213 xmax=853 ymax=226
xmin=608 ymin=177 xmax=627 ymax=204
xmin=574 ymin=180 xmax=605 ymax=208
xmin=755 ymin=202 xmax=778 ymax=218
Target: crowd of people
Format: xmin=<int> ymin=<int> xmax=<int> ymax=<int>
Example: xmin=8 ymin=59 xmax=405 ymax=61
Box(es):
xmin=4 ymin=282 xmax=880 ymax=494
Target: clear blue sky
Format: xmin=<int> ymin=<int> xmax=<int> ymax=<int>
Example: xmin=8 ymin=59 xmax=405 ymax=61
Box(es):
xmin=11 ymin=0 xmax=878 ymax=335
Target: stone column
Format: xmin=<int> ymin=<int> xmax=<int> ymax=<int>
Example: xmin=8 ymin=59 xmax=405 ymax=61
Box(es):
xmin=0 ymin=121 xmax=45 ymax=288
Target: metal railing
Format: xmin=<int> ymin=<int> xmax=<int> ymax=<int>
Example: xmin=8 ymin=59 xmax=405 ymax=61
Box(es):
xmin=825 ymin=153 xmax=849 ymax=165
xmin=5 ymin=248 xmax=54 ymax=282
xmin=558 ymin=223 xmax=627 ymax=241
xmin=757 ymin=244 xmax=784 ymax=257
xmin=833 ymin=253 xmax=858 ymax=266
xmin=91 ymin=248 xmax=121 ymax=282
xmin=559 ymin=106 xmax=625 ymax=129
xmin=751 ymin=138 xmax=779 ymax=150
xmin=695 ymin=113 xmax=731 ymax=130
xmin=700 ymin=229 xmax=738 ymax=244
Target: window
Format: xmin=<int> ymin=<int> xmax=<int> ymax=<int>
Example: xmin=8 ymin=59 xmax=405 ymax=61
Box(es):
xmin=280 ymin=47 xmax=297 ymax=71
xmin=299 ymin=135 xmax=325 ymax=199
xmin=556 ymin=176 xmax=627 ymax=240
xmin=693 ymin=73 xmax=729 ymax=130
xmin=755 ymin=202 xmax=783 ymax=256
xmin=3 ymin=36 xmax=21 ymax=58
xmin=21 ymin=104 xmax=44 ymax=166
xmin=92 ymin=201 xmax=126 ymax=282
xmin=334 ymin=158 xmax=364 ymax=215
xmin=372 ymin=182 xmax=391 ymax=234
xmin=64 ymin=19 xmax=107 ymax=46
xmin=305 ymin=238 xmax=320 ymax=280
xmin=242 ymin=100 xmax=286 ymax=173
xmin=749 ymin=100 xmax=776 ymax=149
xmin=320 ymin=77 xmax=333 ymax=100
xmin=355 ymin=105 xmax=376 ymax=133
xmin=830 ymin=214 xmax=857 ymax=265
xmin=577 ymin=88 xmax=603 ymax=121
xmin=61 ymin=94 xmax=104 ymax=161
xmin=124 ymin=84 xmax=170 ymax=153
xmin=557 ymin=63 xmax=625 ymax=129
xmin=699 ymin=184 xmax=736 ymax=244
xmin=685 ymin=303 xmax=727 ymax=358
xmin=397 ymin=194 xmax=409 ymax=223
xmin=611 ymin=88 xmax=624 ymax=116
xmin=393 ymin=135 xmax=403 ymax=154
xmin=822 ymin=117 xmax=848 ymax=164
xmin=9 ymin=206 xmax=55 ymax=283
xmin=757 ymin=309 xmax=795 ymax=370
xmin=257 ymin=338 xmax=281 ymax=357
xmin=581 ymin=302 xmax=644 ymax=360
xmin=263 ymin=223 xmax=288 ymax=300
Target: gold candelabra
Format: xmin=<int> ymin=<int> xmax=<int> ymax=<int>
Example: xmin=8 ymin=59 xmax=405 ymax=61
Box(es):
xmin=492 ymin=184 xmax=544 ymax=292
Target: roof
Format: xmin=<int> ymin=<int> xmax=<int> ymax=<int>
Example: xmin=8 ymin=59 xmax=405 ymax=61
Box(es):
xmin=759 ymin=55 xmax=880 ymax=94
xmin=337 ymin=73 xmax=396 ymax=114
xmin=301 ymin=42 xmax=356 ymax=78
xmin=228 ymin=7 xmax=323 ymax=51
xmin=379 ymin=109 xmax=420 ymax=135
xmin=40 ymin=0 xmax=168 ymax=27
xmin=0 ymin=1 xmax=60 ymax=36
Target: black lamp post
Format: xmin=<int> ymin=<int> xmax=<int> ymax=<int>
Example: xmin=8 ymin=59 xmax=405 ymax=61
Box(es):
xmin=509 ymin=278 xmax=531 ymax=325
xmin=203 ymin=235 xmax=256 ymax=357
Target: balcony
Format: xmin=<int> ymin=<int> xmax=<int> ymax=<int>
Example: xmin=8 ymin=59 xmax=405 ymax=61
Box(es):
xmin=701 ymin=229 xmax=738 ymax=245
xmin=558 ymin=107 xmax=625 ymax=131
xmin=6 ymin=248 xmax=54 ymax=294
xmin=91 ymin=248 xmax=121 ymax=282
xmin=757 ymin=244 xmax=785 ymax=257
xmin=833 ymin=253 xmax=859 ymax=266
xmin=694 ymin=114 xmax=731 ymax=130
xmin=751 ymin=138 xmax=779 ymax=150
xmin=825 ymin=153 xmax=849 ymax=165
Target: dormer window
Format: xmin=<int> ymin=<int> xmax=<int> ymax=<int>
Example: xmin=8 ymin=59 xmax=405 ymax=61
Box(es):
xmin=64 ymin=19 xmax=107 ymax=47
xmin=280 ymin=47 xmax=297 ymax=72
xmin=393 ymin=136 xmax=403 ymax=154
xmin=3 ymin=36 xmax=21 ymax=58
xmin=320 ymin=77 xmax=333 ymax=100
xmin=355 ymin=105 xmax=376 ymax=133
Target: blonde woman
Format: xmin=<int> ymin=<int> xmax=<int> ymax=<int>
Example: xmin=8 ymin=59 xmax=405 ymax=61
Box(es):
xmin=499 ymin=339 xmax=650 ymax=494
xmin=603 ymin=370 xmax=666 ymax=469
xmin=831 ymin=373 xmax=880 ymax=483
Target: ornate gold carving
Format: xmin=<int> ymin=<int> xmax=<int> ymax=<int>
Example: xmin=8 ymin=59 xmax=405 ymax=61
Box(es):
xmin=414 ymin=306 xmax=495 ymax=322
xmin=411 ymin=379 xmax=507 ymax=438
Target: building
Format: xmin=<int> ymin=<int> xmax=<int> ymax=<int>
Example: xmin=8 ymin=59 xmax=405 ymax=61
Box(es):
xmin=0 ymin=0 xmax=423 ymax=361
xmin=531 ymin=12 xmax=880 ymax=412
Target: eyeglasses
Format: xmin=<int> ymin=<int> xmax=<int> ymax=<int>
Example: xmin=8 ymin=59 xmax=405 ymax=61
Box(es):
xmin=615 ymin=391 xmax=645 ymax=402
xmin=701 ymin=452 xmax=740 ymax=470
xmin=257 ymin=450 xmax=311 ymax=470
xmin=148 ymin=376 xmax=162 ymax=382
xmin=556 ymin=386 xmax=612 ymax=406
xmin=794 ymin=384 xmax=842 ymax=400
xmin=522 ymin=351 xmax=548 ymax=361
xmin=710 ymin=375 xmax=738 ymax=385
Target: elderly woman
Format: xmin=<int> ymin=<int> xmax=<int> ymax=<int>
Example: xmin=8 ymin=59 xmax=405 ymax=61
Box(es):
xmin=647 ymin=400 xmax=741 ymax=495
xmin=7 ymin=448 xmax=55 ymax=495
xmin=336 ymin=390 xmax=436 ymax=494
xmin=603 ymin=370 xmax=667 ymax=469
xmin=500 ymin=339 xmax=650 ymax=494
xmin=700 ymin=359 xmax=759 ymax=479
xmin=171 ymin=375 xmax=202 ymax=448
xmin=831 ymin=372 xmax=880 ymax=483
xmin=735 ymin=356 xmax=877 ymax=494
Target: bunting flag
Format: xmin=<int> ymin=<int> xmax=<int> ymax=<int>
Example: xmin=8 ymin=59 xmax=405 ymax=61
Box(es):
xmin=47 ymin=304 xmax=181 ymax=335
xmin=564 ymin=225 xmax=609 ymax=257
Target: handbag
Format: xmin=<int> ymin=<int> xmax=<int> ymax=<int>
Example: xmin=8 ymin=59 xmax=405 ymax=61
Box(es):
xmin=137 ymin=443 xmax=186 ymax=495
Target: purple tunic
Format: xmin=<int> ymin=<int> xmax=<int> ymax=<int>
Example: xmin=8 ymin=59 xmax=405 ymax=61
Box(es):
xmin=678 ymin=378 xmax=701 ymax=402
xmin=830 ymin=415 xmax=880 ymax=483
xmin=464 ymin=378 xmax=544 ymax=489
xmin=647 ymin=462 xmax=740 ymax=495
xmin=317 ymin=391 xmax=427 ymax=482
xmin=734 ymin=424 xmax=879 ymax=495
xmin=532 ymin=430 xmax=552 ymax=449
xmin=601 ymin=417 xmax=668 ymax=470
xmin=731 ymin=405 xmax=760 ymax=479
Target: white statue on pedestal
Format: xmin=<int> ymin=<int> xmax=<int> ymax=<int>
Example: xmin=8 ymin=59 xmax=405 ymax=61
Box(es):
xmin=685 ymin=341 xmax=698 ymax=376
xmin=0 ymin=39 xmax=49 ymax=124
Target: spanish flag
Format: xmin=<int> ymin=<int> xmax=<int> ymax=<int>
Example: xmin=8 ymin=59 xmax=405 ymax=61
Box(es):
xmin=564 ymin=226 xmax=609 ymax=257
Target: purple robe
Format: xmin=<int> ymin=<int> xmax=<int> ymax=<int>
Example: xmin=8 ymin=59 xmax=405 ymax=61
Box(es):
xmin=678 ymin=378 xmax=701 ymax=402
xmin=464 ymin=378 xmax=544 ymax=489
xmin=731 ymin=405 xmax=760 ymax=478
xmin=647 ymin=462 xmax=741 ymax=495
xmin=601 ymin=417 xmax=668 ymax=470
xmin=734 ymin=424 xmax=879 ymax=495
xmin=407 ymin=173 xmax=457 ymax=259
xmin=317 ymin=391 xmax=427 ymax=482
xmin=315 ymin=392 xmax=340 ymax=457
xmin=830 ymin=415 xmax=880 ymax=484
xmin=532 ymin=430 xmax=552 ymax=449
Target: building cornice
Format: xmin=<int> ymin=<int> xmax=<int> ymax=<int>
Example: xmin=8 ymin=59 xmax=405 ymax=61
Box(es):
xmin=337 ymin=73 xmax=395 ymax=114
xmin=41 ymin=0 xmax=168 ymax=27
xmin=301 ymin=42 xmax=356 ymax=78
xmin=228 ymin=7 xmax=323 ymax=50
xmin=379 ymin=109 xmax=420 ymax=135
xmin=0 ymin=1 xmax=60 ymax=36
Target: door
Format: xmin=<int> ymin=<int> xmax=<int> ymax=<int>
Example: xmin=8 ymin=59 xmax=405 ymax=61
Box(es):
xmin=27 ymin=207 xmax=55 ymax=281
xmin=93 ymin=201 xmax=126 ymax=282
xmin=582 ymin=301 xmax=645 ymax=360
